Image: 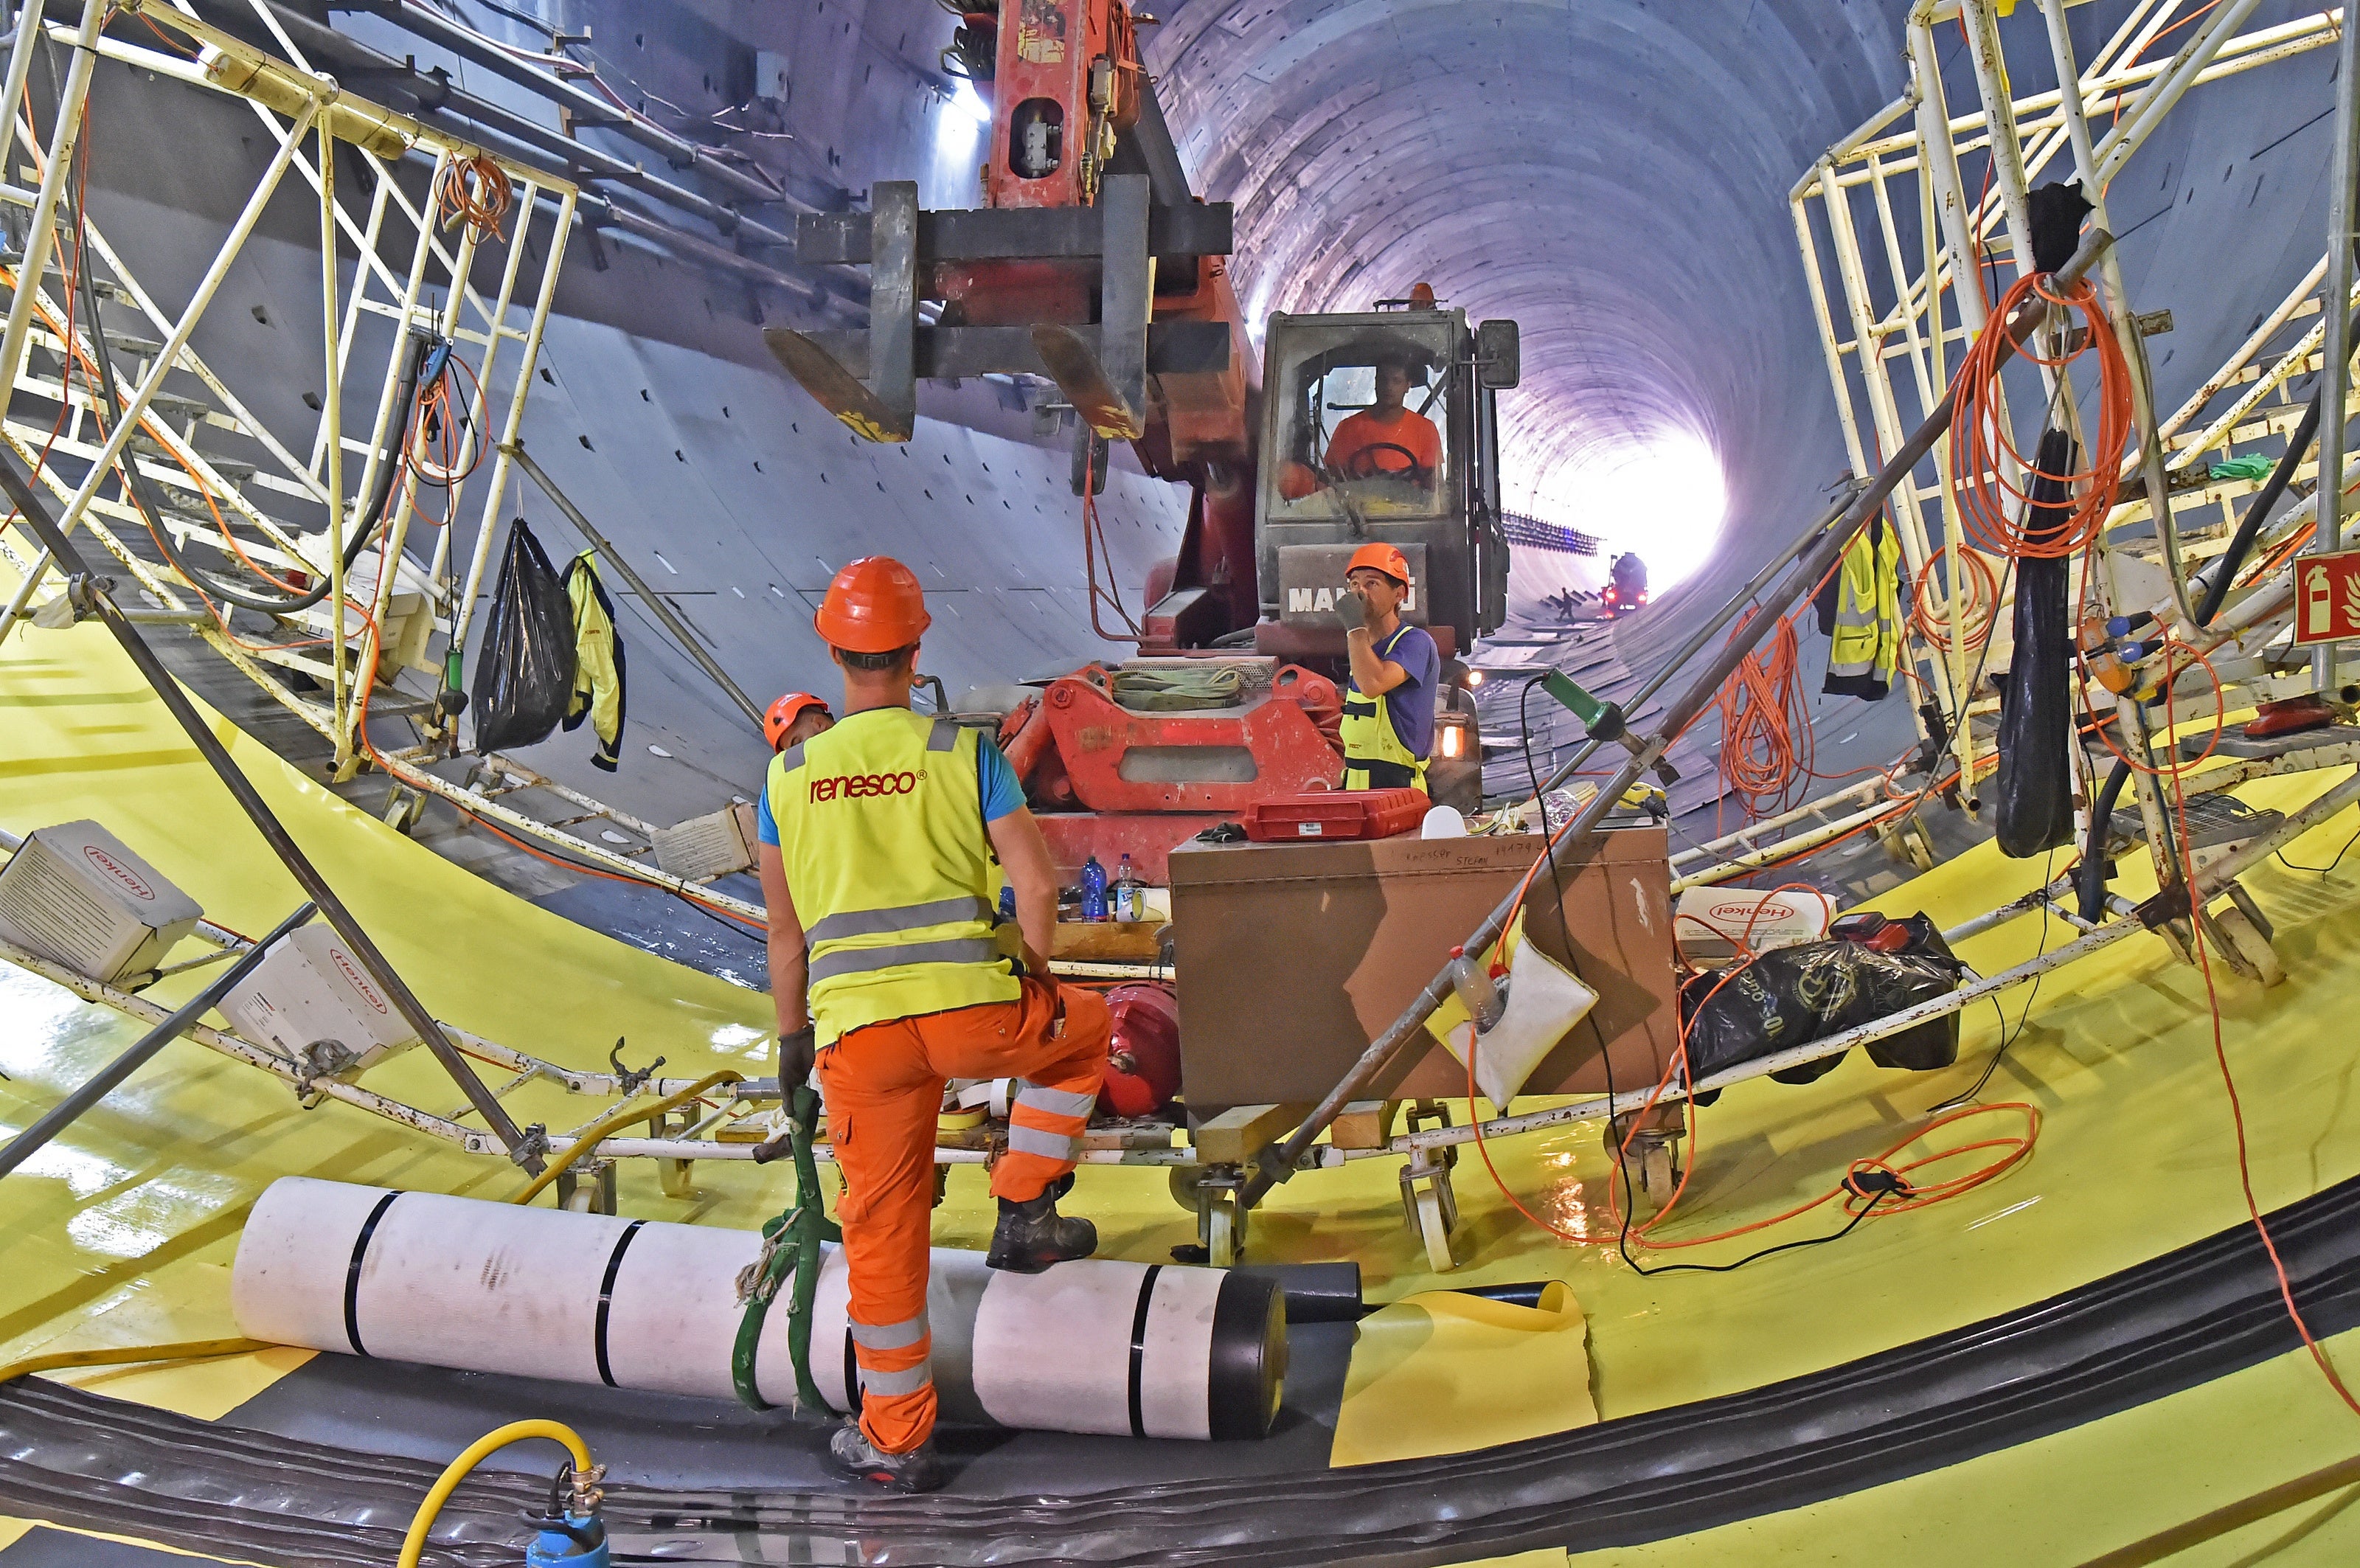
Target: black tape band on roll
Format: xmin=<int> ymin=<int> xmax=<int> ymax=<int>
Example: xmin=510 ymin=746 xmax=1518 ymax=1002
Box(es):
xmin=343 ymin=1191 xmax=401 ymax=1357
xmin=1126 ymin=1263 xmax=1164 ymax=1438
xmin=844 ymin=1328 xmax=863 ymax=1415
xmin=592 ymin=1219 xmax=646 ymax=1387
xmin=1207 ymin=1269 xmax=1286 ymax=1440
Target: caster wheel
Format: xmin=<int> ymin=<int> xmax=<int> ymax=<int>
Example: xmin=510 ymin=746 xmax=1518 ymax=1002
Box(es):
xmin=1415 ymin=1183 xmax=1456 ymax=1273
xmin=1606 ymin=1125 xmax=1679 ymax=1215
xmin=1167 ymin=1164 xmax=1207 ymax=1211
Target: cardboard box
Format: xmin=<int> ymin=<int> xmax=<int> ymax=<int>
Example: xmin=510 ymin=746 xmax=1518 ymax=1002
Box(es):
xmin=1169 ymin=827 xmax=1679 ymax=1113
xmin=222 ymin=925 xmax=418 ymax=1078
xmin=1673 ymin=887 xmax=1835 ymax=963
xmin=0 ymin=819 xmax=202 ymax=984
xmin=652 ymin=803 xmax=758 ymax=881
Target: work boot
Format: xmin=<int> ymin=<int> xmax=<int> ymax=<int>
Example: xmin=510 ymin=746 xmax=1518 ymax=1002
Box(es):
xmin=827 ymin=1419 xmax=944 ymax=1494
xmin=986 ymin=1187 xmax=1097 ymax=1272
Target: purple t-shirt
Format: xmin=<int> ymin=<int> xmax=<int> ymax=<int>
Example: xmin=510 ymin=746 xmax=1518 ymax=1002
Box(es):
xmin=1356 ymin=622 xmax=1440 ymax=757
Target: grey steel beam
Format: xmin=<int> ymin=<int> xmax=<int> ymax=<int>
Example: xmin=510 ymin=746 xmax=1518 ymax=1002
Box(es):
xmin=794 ymin=202 xmax=1234 ymax=266
xmin=796 ymin=320 xmax=1232 ymax=381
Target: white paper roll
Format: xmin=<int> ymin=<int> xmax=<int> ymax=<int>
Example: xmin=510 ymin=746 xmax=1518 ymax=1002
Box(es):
xmin=231 ymin=1177 xmax=1282 ymax=1440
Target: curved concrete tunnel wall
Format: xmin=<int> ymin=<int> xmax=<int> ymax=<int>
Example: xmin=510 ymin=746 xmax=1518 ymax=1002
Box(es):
xmin=56 ymin=0 xmax=2360 ymax=822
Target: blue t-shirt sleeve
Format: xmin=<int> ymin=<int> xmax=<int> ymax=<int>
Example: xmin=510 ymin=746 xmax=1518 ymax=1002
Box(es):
xmin=1388 ymin=626 xmax=1443 ymax=759
xmin=976 ymin=734 xmax=1027 ymax=822
xmin=756 ymin=788 xmax=780 ymax=846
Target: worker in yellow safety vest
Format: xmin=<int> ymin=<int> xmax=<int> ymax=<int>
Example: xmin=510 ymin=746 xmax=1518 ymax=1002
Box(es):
xmin=1339 ymin=541 xmax=1440 ymax=791
xmin=1821 ymin=515 xmax=1902 ymax=699
xmin=756 ymin=555 xmax=1110 ymax=1494
xmin=763 ymin=690 xmax=834 ymax=752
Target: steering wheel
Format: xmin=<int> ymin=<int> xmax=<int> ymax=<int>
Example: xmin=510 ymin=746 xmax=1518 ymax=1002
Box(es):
xmin=1341 ymin=442 xmax=1433 ymax=485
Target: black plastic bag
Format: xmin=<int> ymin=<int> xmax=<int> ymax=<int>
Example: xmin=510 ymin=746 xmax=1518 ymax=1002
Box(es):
xmin=1680 ymin=913 xmax=1965 ymax=1086
xmin=470 ymin=518 xmax=577 ymax=754
xmin=1994 ymin=426 xmax=2078 ymax=858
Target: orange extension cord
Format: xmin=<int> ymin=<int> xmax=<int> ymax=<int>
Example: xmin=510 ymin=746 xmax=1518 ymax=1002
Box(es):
xmin=1951 ymin=270 xmax=2134 ymax=561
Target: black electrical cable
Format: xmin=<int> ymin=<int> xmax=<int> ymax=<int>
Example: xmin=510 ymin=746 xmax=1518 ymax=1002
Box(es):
xmin=1943 ymin=847 xmax=2058 ymax=1110
xmin=2276 ymin=820 xmax=2360 ymax=875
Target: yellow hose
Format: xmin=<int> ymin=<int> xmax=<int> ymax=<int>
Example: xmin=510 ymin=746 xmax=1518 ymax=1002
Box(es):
xmin=0 ymin=1336 xmax=274 ymax=1385
xmin=397 ymin=1418 xmax=594 ymax=1568
xmin=510 ymin=1069 xmax=744 ymax=1206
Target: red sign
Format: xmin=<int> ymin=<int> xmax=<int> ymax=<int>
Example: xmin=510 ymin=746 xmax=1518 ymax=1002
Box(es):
xmin=2294 ymin=548 xmax=2360 ymax=646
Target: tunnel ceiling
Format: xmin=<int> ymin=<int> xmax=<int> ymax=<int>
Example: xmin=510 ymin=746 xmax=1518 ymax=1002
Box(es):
xmin=1145 ymin=0 xmax=1912 ymax=596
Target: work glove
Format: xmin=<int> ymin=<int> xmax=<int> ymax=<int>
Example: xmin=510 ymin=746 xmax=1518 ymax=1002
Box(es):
xmin=776 ymin=1024 xmax=816 ymax=1090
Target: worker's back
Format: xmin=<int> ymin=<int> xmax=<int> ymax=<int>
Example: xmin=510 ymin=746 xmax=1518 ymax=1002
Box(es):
xmin=768 ymin=708 xmax=1019 ymax=1046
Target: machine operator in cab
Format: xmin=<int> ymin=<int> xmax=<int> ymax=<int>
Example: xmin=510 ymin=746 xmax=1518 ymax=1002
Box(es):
xmin=1339 ymin=541 xmax=1440 ymax=792
xmin=756 ymin=556 xmax=1110 ymax=1494
xmin=1325 ymin=350 xmax=1441 ymax=488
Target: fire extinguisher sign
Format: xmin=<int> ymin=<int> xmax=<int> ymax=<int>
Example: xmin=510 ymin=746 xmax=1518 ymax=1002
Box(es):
xmin=2294 ymin=547 xmax=2360 ymax=647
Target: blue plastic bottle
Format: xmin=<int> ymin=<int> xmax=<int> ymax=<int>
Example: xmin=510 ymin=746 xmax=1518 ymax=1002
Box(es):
xmin=1080 ymin=855 xmax=1109 ymax=921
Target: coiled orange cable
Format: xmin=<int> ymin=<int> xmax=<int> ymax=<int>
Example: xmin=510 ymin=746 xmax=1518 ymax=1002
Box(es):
xmin=1950 ymin=270 xmax=2134 ymax=560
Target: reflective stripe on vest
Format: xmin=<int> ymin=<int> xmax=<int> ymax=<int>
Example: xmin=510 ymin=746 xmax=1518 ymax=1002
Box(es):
xmin=1338 ymin=624 xmax=1429 ymax=792
xmin=768 ymin=709 xmax=1021 ymax=1047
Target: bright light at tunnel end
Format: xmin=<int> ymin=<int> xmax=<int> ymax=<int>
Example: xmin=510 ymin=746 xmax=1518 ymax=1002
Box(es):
xmin=1537 ymin=433 xmax=1726 ymax=590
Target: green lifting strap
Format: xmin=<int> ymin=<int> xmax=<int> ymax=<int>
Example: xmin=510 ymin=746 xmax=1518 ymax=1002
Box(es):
xmin=731 ymin=1083 xmax=841 ymax=1415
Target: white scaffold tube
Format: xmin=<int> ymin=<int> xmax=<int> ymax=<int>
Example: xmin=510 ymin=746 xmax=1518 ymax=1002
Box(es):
xmin=229 ymin=1178 xmax=1286 ymax=1440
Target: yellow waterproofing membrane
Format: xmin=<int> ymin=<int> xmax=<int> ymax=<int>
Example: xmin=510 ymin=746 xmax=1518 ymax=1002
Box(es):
xmin=7 ymin=550 xmax=2360 ymax=1531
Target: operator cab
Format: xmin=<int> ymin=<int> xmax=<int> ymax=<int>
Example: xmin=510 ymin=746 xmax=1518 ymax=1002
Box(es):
xmin=1253 ymin=302 xmax=1517 ymax=664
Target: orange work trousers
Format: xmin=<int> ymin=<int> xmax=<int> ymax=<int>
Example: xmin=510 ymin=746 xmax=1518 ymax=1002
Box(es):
xmin=816 ymin=976 xmax=1110 ymax=1454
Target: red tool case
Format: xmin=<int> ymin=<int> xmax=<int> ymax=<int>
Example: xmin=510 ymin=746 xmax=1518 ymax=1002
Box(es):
xmin=1240 ymin=788 xmax=1429 ymax=842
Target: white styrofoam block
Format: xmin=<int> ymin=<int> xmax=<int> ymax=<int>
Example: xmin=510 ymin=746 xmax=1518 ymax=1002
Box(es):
xmin=1674 ymin=886 xmax=1836 ymax=962
xmin=221 ymin=925 xmax=417 ymax=1078
xmin=0 ymin=819 xmax=201 ymax=984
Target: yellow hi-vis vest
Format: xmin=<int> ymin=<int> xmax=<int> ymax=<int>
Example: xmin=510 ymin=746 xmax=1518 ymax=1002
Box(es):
xmin=1825 ymin=517 xmax=1902 ymax=700
xmin=1339 ymin=622 xmax=1430 ymax=792
xmin=768 ymin=707 xmax=1021 ymax=1047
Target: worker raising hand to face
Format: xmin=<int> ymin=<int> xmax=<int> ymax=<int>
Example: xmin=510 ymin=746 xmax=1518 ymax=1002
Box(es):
xmin=1338 ymin=542 xmax=1440 ymax=794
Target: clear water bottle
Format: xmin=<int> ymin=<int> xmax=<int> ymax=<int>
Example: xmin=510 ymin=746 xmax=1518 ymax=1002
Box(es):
xmin=1112 ymin=853 xmax=1144 ymax=923
xmin=1446 ymin=944 xmax=1504 ymax=1032
xmin=1080 ymin=855 xmax=1109 ymax=922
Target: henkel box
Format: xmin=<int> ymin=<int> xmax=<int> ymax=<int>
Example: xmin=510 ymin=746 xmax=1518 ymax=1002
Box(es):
xmin=0 ymin=819 xmax=202 ymax=985
xmin=1674 ymin=887 xmax=1836 ymax=963
xmin=222 ymin=925 xmax=418 ymax=1079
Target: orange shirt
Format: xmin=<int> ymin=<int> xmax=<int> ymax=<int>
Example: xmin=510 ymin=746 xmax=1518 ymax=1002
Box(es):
xmin=1326 ymin=408 xmax=1440 ymax=479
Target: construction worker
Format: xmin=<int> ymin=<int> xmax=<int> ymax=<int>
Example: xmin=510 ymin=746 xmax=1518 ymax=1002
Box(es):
xmin=1339 ymin=541 xmax=1439 ymax=792
xmin=1326 ymin=351 xmax=1440 ymax=487
xmin=763 ymin=690 xmax=834 ymax=752
xmin=1819 ymin=515 xmax=1902 ymax=698
xmin=756 ymin=555 xmax=1109 ymax=1494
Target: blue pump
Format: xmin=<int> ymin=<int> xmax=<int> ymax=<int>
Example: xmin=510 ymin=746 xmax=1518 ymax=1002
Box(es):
xmin=525 ymin=1512 xmax=609 ymax=1567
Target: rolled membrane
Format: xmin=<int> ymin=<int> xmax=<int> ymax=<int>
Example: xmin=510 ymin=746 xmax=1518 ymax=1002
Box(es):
xmin=230 ymin=1176 xmax=1285 ymax=1440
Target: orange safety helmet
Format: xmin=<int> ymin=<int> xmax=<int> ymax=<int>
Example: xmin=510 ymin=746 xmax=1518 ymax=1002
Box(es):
xmin=813 ymin=555 xmax=931 ymax=653
xmin=763 ymin=691 xmax=832 ymax=752
xmin=1345 ymin=541 xmax=1412 ymax=587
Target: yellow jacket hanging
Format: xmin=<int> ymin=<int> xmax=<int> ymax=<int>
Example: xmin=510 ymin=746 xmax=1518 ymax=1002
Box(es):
xmin=561 ymin=549 xmax=626 ymax=771
xmin=1821 ymin=516 xmax=1901 ymax=701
